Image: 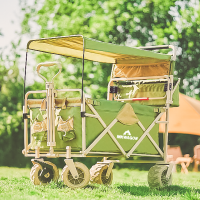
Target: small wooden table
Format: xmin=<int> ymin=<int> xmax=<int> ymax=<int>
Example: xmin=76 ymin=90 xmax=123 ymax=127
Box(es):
xmin=167 ymin=146 xmax=193 ymax=174
xmin=176 ymin=154 xmax=193 ymax=174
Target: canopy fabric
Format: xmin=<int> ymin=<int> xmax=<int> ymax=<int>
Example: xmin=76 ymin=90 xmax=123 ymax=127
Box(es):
xmin=27 ymin=35 xmax=172 ymax=64
xmin=159 ymin=93 xmax=200 ymax=136
xmin=112 ymin=62 xmax=171 ymax=77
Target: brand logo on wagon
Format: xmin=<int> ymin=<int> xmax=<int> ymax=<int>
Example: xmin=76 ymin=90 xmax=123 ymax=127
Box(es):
xmin=117 ymin=130 xmax=138 ymax=140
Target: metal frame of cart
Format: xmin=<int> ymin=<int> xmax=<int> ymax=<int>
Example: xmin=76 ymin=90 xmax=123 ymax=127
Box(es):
xmin=22 ymin=35 xmax=179 ymax=188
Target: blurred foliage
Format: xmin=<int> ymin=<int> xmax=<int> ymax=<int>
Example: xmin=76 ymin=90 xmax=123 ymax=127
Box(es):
xmin=0 ymin=51 xmax=31 ymax=167
xmin=0 ymin=0 xmax=200 ymax=168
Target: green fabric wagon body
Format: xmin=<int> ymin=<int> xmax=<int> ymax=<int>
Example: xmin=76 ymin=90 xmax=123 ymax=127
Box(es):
xmin=29 ymin=99 xmax=160 ymax=155
xmin=25 ymin=35 xmax=178 ymax=158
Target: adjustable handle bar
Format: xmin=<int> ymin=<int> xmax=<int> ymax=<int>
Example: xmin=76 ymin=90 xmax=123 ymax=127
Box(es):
xmin=138 ymin=45 xmax=176 ymax=61
xmin=36 ymin=62 xmax=62 ymax=82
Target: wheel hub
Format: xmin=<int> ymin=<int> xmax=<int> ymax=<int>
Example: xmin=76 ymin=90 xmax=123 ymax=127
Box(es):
xmin=44 ymin=172 xmax=50 ymax=178
xmin=38 ymin=168 xmax=54 ymax=183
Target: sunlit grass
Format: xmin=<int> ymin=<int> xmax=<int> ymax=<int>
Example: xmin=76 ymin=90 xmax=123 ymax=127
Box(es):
xmin=0 ymin=167 xmax=200 ymax=200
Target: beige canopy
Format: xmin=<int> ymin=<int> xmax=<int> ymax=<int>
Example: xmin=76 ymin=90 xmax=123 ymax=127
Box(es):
xmin=27 ymin=35 xmax=172 ymax=65
xmin=159 ymin=93 xmax=200 ymax=136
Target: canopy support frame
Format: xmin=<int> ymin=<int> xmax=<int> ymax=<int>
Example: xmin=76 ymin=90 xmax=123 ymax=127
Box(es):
xmin=23 ymin=50 xmax=28 ymax=105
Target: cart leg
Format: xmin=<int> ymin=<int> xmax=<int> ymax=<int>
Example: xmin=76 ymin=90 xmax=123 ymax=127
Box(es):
xmin=64 ymin=159 xmax=79 ymax=179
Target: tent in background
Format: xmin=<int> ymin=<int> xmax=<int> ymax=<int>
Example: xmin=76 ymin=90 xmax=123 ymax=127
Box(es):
xmin=159 ymin=93 xmax=200 ymax=136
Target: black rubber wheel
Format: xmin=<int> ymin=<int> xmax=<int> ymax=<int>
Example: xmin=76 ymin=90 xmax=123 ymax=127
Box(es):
xmin=30 ymin=161 xmax=59 ymax=185
xmin=148 ymin=165 xmax=172 ymax=189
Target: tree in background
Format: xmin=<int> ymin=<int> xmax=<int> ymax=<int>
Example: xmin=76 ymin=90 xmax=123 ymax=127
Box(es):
xmin=0 ymin=43 xmax=32 ymax=167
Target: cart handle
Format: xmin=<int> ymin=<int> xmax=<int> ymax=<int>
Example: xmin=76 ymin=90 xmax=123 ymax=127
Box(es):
xmin=137 ymin=45 xmax=176 ymax=61
xmin=36 ymin=62 xmax=62 ymax=82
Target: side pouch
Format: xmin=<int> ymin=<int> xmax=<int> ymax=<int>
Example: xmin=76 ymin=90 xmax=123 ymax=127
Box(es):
xmin=57 ymin=116 xmax=76 ymax=142
xmin=31 ymin=118 xmax=47 ymax=141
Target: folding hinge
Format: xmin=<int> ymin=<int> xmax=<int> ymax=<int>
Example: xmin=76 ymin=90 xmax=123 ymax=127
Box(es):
xmin=110 ymin=86 xmax=118 ymax=93
xmin=23 ymin=113 xmax=29 ymax=119
xmin=81 ymin=112 xmax=86 ymax=117
xmin=169 ymin=83 xmax=172 ymax=90
xmin=164 ymin=83 xmax=172 ymax=91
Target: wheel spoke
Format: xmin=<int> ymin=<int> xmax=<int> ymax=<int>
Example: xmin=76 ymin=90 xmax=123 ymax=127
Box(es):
xmin=68 ymin=177 xmax=74 ymax=182
xmin=78 ymin=171 xmax=84 ymax=176
xmin=77 ymin=179 xmax=81 ymax=184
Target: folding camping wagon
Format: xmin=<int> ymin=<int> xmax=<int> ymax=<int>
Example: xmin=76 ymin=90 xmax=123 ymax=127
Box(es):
xmin=22 ymin=35 xmax=180 ymax=189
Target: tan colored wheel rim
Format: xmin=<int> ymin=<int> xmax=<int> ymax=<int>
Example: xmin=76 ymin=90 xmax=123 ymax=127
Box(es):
xmin=61 ymin=162 xmax=90 ymax=189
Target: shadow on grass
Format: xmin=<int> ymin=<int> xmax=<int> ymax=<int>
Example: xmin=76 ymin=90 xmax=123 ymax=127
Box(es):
xmin=116 ymin=184 xmax=200 ymax=197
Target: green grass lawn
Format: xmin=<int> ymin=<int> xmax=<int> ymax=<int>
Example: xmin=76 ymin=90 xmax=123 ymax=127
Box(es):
xmin=0 ymin=166 xmax=200 ymax=200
